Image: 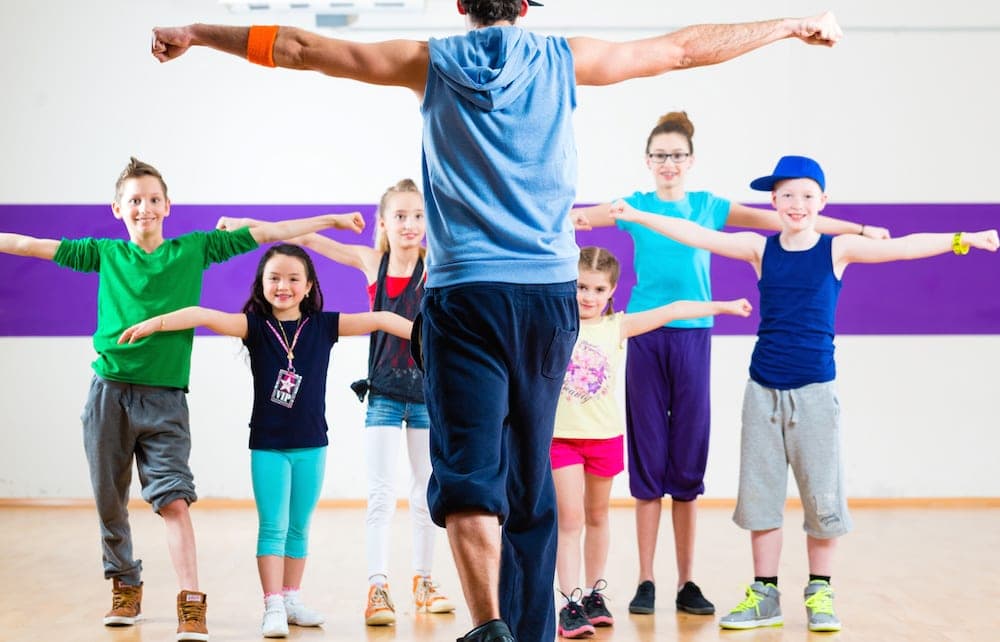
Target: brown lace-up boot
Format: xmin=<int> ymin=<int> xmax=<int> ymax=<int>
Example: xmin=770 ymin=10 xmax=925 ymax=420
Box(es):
xmin=103 ymin=578 xmax=142 ymax=626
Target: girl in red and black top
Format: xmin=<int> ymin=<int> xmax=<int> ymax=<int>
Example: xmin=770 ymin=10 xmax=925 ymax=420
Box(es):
xmin=296 ymin=179 xmax=454 ymax=626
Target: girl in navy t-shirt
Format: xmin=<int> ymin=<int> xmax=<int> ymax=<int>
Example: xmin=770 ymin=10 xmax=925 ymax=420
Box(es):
xmin=119 ymin=243 xmax=413 ymax=637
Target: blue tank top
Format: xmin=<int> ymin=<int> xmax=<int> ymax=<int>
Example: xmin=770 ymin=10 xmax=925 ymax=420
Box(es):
xmin=749 ymin=234 xmax=841 ymax=390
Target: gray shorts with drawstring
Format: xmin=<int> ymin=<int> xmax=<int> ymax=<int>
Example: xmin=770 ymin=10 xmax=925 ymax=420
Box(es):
xmin=732 ymin=379 xmax=852 ymax=539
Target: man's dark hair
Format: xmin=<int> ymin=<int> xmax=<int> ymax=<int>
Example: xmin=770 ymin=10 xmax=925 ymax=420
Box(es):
xmin=460 ymin=0 xmax=521 ymax=25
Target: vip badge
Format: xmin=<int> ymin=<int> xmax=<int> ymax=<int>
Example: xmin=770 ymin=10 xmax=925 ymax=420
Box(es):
xmin=270 ymin=368 xmax=303 ymax=408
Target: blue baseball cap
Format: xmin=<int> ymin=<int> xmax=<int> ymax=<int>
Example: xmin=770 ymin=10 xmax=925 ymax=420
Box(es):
xmin=749 ymin=155 xmax=826 ymax=192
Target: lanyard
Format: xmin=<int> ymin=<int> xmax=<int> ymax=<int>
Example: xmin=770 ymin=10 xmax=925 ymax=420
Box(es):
xmin=265 ymin=317 xmax=310 ymax=370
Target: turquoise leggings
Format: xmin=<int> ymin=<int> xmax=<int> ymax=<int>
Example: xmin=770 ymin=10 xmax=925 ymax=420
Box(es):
xmin=251 ymin=447 xmax=326 ymax=558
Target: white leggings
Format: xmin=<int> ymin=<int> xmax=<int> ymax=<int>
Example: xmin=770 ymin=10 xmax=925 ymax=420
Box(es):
xmin=366 ymin=426 xmax=435 ymax=580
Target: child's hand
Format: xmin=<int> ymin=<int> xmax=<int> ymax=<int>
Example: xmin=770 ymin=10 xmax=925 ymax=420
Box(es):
xmin=570 ymin=211 xmax=592 ymax=231
xmin=965 ymin=230 xmax=1000 ymax=252
xmin=118 ymin=319 xmax=160 ymax=344
xmin=216 ymin=216 xmax=256 ymax=231
xmin=723 ymin=298 xmax=753 ymax=317
xmin=334 ymin=212 xmax=365 ymax=234
xmin=609 ymin=200 xmax=639 ymax=223
xmin=861 ymin=224 xmax=891 ymax=240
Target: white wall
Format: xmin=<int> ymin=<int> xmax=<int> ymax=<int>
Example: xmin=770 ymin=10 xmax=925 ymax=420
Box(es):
xmin=1 ymin=0 xmax=999 ymax=500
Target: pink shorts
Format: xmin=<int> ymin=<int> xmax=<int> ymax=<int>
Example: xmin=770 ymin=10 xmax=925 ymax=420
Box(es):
xmin=550 ymin=435 xmax=625 ymax=478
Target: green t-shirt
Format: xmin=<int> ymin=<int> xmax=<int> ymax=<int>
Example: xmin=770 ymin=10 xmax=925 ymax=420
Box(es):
xmin=53 ymin=227 xmax=258 ymax=389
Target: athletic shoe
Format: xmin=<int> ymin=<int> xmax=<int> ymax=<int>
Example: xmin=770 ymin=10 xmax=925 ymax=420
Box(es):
xmin=457 ymin=618 xmax=515 ymax=642
xmin=719 ymin=582 xmax=783 ymax=630
xmin=558 ymin=589 xmax=595 ymax=638
xmin=284 ymin=591 xmax=324 ymax=627
xmin=261 ymin=596 xmax=288 ymax=638
xmin=413 ymin=575 xmax=456 ymax=613
xmin=581 ymin=579 xmax=614 ymax=626
xmin=676 ymin=580 xmax=715 ymax=615
xmin=176 ymin=590 xmax=209 ymax=641
xmin=104 ymin=578 xmax=143 ymax=626
xmin=365 ymin=583 xmax=395 ymax=626
xmin=628 ymin=580 xmax=655 ymax=614
xmin=804 ymin=580 xmax=842 ymax=632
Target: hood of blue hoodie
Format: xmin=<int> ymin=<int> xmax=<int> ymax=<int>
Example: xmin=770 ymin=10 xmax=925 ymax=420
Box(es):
xmin=428 ymin=26 xmax=541 ymax=112
xmin=421 ymin=26 xmax=578 ymax=288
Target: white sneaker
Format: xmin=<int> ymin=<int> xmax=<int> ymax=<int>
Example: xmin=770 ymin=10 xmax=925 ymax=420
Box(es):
xmin=284 ymin=594 xmax=325 ymax=627
xmin=261 ymin=597 xmax=289 ymax=638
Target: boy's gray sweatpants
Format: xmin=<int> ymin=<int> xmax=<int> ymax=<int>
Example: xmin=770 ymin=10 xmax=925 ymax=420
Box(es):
xmin=82 ymin=376 xmax=198 ymax=584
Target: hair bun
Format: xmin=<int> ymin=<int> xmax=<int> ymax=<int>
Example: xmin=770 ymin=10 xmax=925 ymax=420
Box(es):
xmin=656 ymin=111 xmax=694 ymax=138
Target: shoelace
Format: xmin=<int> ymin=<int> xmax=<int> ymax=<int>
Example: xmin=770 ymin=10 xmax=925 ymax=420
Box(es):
xmin=731 ymin=586 xmax=765 ymax=614
xmin=112 ymin=590 xmax=139 ymax=611
xmin=371 ymin=586 xmax=393 ymax=610
xmin=804 ymin=585 xmax=835 ymax=615
xmin=587 ymin=579 xmax=609 ymax=606
xmin=560 ymin=588 xmax=589 ymax=618
xmin=179 ymin=599 xmax=206 ymax=622
xmin=418 ymin=579 xmax=444 ymax=602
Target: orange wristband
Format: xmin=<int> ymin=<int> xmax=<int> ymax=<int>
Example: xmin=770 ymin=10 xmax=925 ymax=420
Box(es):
xmin=247 ymin=25 xmax=278 ymax=67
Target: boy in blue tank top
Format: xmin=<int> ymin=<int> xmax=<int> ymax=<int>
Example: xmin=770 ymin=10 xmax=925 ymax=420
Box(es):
xmin=613 ymin=155 xmax=998 ymax=633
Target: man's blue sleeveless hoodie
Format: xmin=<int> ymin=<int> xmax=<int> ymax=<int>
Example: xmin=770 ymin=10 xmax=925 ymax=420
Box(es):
xmin=422 ymin=26 xmax=579 ymax=287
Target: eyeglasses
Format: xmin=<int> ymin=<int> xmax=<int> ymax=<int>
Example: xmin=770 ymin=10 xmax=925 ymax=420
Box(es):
xmin=647 ymin=152 xmax=691 ymax=164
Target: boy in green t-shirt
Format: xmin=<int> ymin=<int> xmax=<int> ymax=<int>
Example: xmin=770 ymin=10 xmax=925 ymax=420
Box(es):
xmin=0 ymin=157 xmax=364 ymax=641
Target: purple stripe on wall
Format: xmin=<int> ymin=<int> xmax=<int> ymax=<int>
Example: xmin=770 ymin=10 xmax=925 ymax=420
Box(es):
xmin=1 ymin=203 xmax=998 ymax=336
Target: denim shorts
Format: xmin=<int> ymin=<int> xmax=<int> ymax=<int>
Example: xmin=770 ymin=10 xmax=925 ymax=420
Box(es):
xmin=365 ymin=394 xmax=430 ymax=429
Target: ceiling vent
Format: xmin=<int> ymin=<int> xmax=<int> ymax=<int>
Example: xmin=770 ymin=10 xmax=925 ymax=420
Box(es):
xmin=220 ymin=1 xmax=426 ymax=28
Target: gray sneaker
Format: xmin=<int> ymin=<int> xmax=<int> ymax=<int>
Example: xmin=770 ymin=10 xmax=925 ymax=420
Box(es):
xmin=719 ymin=582 xmax=783 ymax=630
xmin=804 ymin=580 xmax=841 ymax=632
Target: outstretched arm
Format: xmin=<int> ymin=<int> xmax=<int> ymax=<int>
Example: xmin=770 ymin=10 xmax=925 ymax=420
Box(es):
xmin=151 ymin=24 xmax=429 ymax=95
xmin=621 ymin=298 xmax=752 ymax=340
xmin=571 ymin=203 xmax=617 ymax=231
xmin=118 ymin=306 xmax=248 ymax=344
xmin=834 ymin=230 xmax=999 ymax=272
xmin=726 ymin=203 xmax=891 ymax=239
xmin=0 ymin=233 xmax=61 ymax=260
xmin=612 ymin=200 xmax=765 ymax=265
xmin=338 ymin=311 xmax=413 ymax=339
xmin=216 ymin=212 xmax=365 ymax=244
xmin=570 ymin=12 xmax=842 ymax=86
xmin=291 ymin=232 xmax=382 ymax=280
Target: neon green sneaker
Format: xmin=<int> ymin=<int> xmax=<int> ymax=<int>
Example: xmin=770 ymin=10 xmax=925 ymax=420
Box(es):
xmin=804 ymin=580 xmax=841 ymax=632
xmin=719 ymin=582 xmax=783 ymax=629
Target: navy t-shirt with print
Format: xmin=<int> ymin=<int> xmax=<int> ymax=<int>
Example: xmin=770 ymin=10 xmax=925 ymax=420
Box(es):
xmin=243 ymin=311 xmax=340 ymax=450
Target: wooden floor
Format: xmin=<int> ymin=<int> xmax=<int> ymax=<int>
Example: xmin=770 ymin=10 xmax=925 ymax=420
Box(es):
xmin=1 ymin=504 xmax=997 ymax=641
